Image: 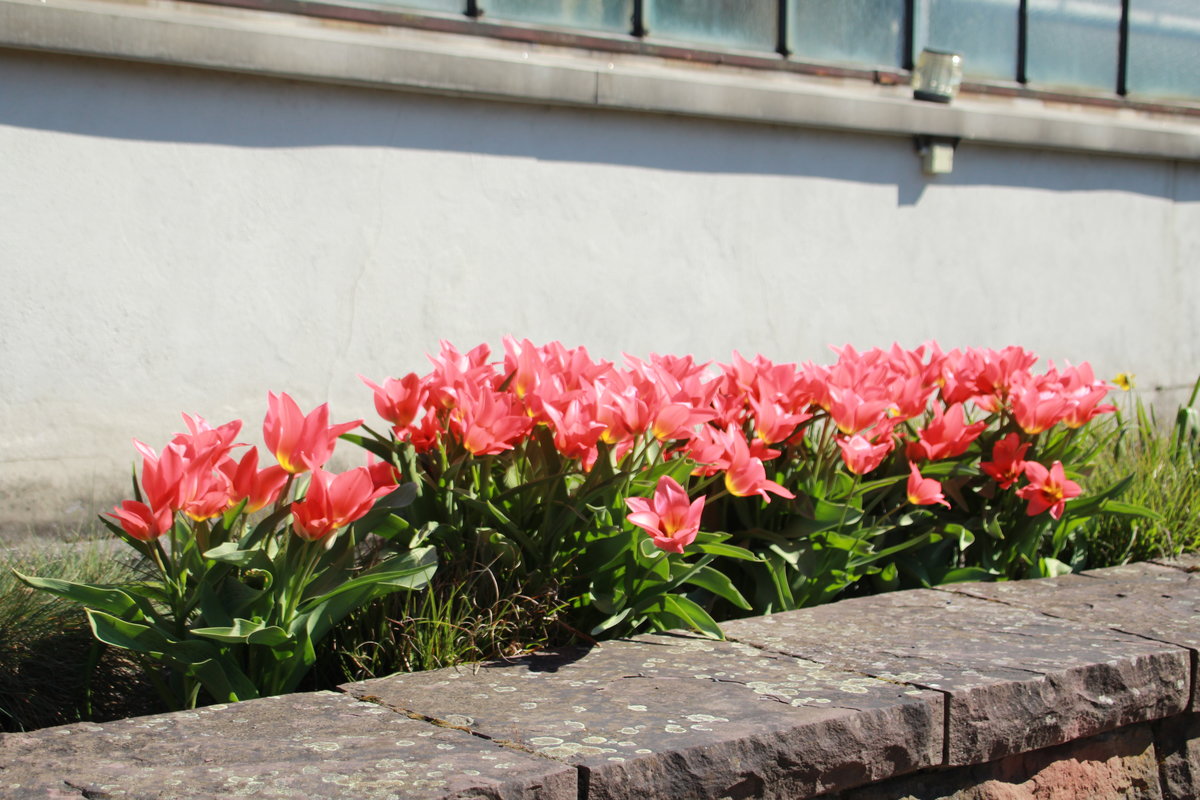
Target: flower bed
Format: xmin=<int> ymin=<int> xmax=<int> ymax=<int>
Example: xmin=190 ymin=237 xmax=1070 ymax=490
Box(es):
xmin=18 ymin=339 xmax=1144 ymax=712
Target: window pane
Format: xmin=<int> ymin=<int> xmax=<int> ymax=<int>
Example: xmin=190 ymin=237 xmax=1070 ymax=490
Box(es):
xmin=788 ymin=0 xmax=906 ymax=68
xmin=644 ymin=0 xmax=778 ymax=53
xmin=483 ymin=0 xmax=633 ymax=34
xmin=915 ymin=0 xmax=1020 ymax=80
xmin=1026 ymin=0 xmax=1121 ymax=93
xmin=382 ymin=0 xmax=464 ymax=11
xmin=1126 ymin=0 xmax=1200 ymax=100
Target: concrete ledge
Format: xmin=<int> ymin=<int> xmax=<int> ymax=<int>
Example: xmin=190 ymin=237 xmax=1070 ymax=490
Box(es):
xmin=2 ymin=0 xmax=1200 ymax=162
xmin=3 ymin=555 xmax=1200 ymax=798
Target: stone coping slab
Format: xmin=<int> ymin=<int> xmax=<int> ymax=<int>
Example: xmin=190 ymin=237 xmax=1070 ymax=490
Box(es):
xmin=943 ymin=555 xmax=1200 ymax=707
xmin=719 ymin=588 xmax=1189 ymax=766
xmin=0 ymin=692 xmax=575 ymax=799
xmin=2 ymin=560 xmax=1197 ymax=799
xmin=343 ymin=634 xmax=944 ymax=800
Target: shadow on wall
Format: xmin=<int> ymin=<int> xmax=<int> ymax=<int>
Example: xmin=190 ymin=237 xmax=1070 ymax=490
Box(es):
xmin=1 ymin=50 xmax=1194 ymax=207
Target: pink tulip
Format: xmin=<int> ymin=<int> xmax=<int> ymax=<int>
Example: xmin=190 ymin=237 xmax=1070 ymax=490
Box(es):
xmin=837 ymin=434 xmax=893 ymax=476
xmin=980 ymin=433 xmax=1030 ymax=490
xmin=450 ymin=387 xmax=532 ymax=456
xmin=107 ymin=499 xmax=173 ymax=542
xmin=626 ymin=476 xmax=705 ymax=554
xmin=361 ymin=373 xmax=425 ymax=429
xmin=906 ymin=403 xmax=988 ymax=462
xmin=220 ymin=448 xmax=290 ymax=513
xmin=1017 ymin=461 xmax=1081 ymax=520
xmin=291 ymin=467 xmax=386 ymax=541
xmin=263 ymin=392 xmax=362 ymax=474
xmin=723 ymin=433 xmax=794 ymax=503
xmin=906 ymin=463 xmax=950 ymax=508
xmin=1010 ymin=378 xmax=1070 ymax=435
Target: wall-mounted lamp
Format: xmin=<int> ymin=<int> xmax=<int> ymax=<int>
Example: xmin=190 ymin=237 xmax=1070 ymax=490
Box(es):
xmin=914 ymin=135 xmax=959 ymax=175
xmin=912 ymin=48 xmax=963 ymax=103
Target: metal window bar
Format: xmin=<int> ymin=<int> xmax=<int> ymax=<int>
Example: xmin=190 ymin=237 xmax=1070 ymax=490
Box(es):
xmin=1016 ymin=0 xmax=1028 ymax=83
xmin=1116 ymin=0 xmax=1130 ymax=95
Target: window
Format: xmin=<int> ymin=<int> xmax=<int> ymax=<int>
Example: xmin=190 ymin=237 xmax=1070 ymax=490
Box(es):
xmin=914 ymin=0 xmax=1020 ymax=81
xmin=644 ymin=0 xmax=778 ymax=53
xmin=1026 ymin=0 xmax=1121 ymax=94
xmin=485 ymin=0 xmax=633 ymax=34
xmin=788 ymin=0 xmax=906 ymax=69
xmin=1126 ymin=0 xmax=1200 ymax=100
xmin=282 ymin=0 xmax=1200 ymax=104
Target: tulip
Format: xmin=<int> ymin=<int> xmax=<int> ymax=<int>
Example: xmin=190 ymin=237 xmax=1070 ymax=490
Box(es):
xmin=1017 ymin=461 xmax=1081 ymax=520
xmin=906 ymin=463 xmax=950 ymax=508
xmin=291 ymin=467 xmax=386 ymax=542
xmin=625 ymin=476 xmax=705 ymax=554
xmin=263 ymin=392 xmax=362 ymax=474
xmin=365 ymin=455 xmax=401 ymax=492
xmin=541 ymin=396 xmax=606 ymax=462
xmin=980 ymin=433 xmax=1030 ymax=490
xmin=450 ymin=387 xmax=532 ymax=456
xmin=837 ymin=434 xmax=893 ymax=476
xmin=723 ymin=432 xmax=794 ymax=503
xmin=220 ymin=448 xmax=290 ymax=513
xmin=107 ymin=499 xmax=173 ymax=542
xmin=361 ymin=373 xmax=425 ymax=429
xmin=1010 ymin=379 xmax=1069 ymax=435
xmin=906 ymin=403 xmax=987 ymax=462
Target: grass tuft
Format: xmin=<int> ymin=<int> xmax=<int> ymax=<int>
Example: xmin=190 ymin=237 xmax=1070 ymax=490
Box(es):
xmin=1084 ymin=378 xmax=1200 ymax=565
xmin=0 ymin=539 xmax=164 ymax=731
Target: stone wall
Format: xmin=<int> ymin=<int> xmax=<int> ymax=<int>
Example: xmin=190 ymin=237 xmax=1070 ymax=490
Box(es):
xmin=3 ymin=555 xmax=1198 ymax=799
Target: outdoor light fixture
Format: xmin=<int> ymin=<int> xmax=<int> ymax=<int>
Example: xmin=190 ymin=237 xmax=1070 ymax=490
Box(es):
xmin=912 ymin=48 xmax=963 ymax=103
xmin=914 ymin=135 xmax=959 ymax=176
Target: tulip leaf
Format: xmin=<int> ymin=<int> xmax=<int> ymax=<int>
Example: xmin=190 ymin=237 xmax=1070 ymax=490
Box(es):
xmin=682 ymin=565 xmax=751 ymax=610
xmin=939 ymin=566 xmax=1000 ymax=583
xmin=296 ymin=547 xmax=437 ymax=645
xmin=589 ymin=606 xmax=632 ymax=637
xmin=13 ymin=572 xmax=147 ymax=620
xmin=338 ymin=432 xmax=394 ymax=462
xmin=376 ymin=482 xmax=419 ymax=510
xmin=637 ymin=537 xmax=664 ymax=559
xmin=660 ymin=594 xmax=723 ymax=640
xmin=1038 ymin=557 xmax=1074 ymax=578
xmin=192 ymin=619 xmax=292 ymax=647
xmin=86 ymin=609 xmax=169 ymax=658
xmin=203 ymin=542 xmax=265 ymax=568
xmin=1099 ymin=500 xmax=1157 ymax=519
xmin=696 ymin=543 xmax=760 ymax=562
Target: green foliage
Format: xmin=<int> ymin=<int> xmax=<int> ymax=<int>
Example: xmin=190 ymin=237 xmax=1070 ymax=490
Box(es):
xmin=350 ymin=430 xmax=754 ymax=641
xmin=1084 ymin=378 xmax=1200 ymax=564
xmin=15 ymin=486 xmax=435 ymax=710
xmin=0 ymin=541 xmax=163 ymax=731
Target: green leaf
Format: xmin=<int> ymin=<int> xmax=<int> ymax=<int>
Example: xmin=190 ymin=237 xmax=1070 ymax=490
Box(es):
xmin=295 ymin=547 xmax=437 ymax=645
xmin=14 ymin=572 xmax=146 ymax=619
xmin=762 ymin=554 xmax=796 ymax=611
xmin=375 ymin=482 xmax=418 ymax=510
xmin=638 ymin=536 xmax=665 ymax=559
xmin=203 ymin=542 xmax=267 ymax=568
xmin=86 ymin=609 xmax=169 ymax=657
xmin=939 ymin=566 xmax=1000 ymax=584
xmin=661 ymin=594 xmax=723 ymax=639
xmin=696 ymin=542 xmax=761 ymax=562
xmin=1039 ymin=557 xmax=1074 ymax=578
xmin=192 ymin=619 xmax=292 ymax=647
xmin=339 ymin=432 xmax=394 ymax=462
xmin=589 ymin=606 xmax=633 ymax=637
xmin=1099 ymin=500 xmax=1158 ymax=519
xmin=682 ymin=565 xmax=751 ymax=611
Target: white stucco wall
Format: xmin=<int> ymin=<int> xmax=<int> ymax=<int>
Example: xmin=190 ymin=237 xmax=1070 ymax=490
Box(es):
xmin=2 ymin=45 xmax=1198 ymax=536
